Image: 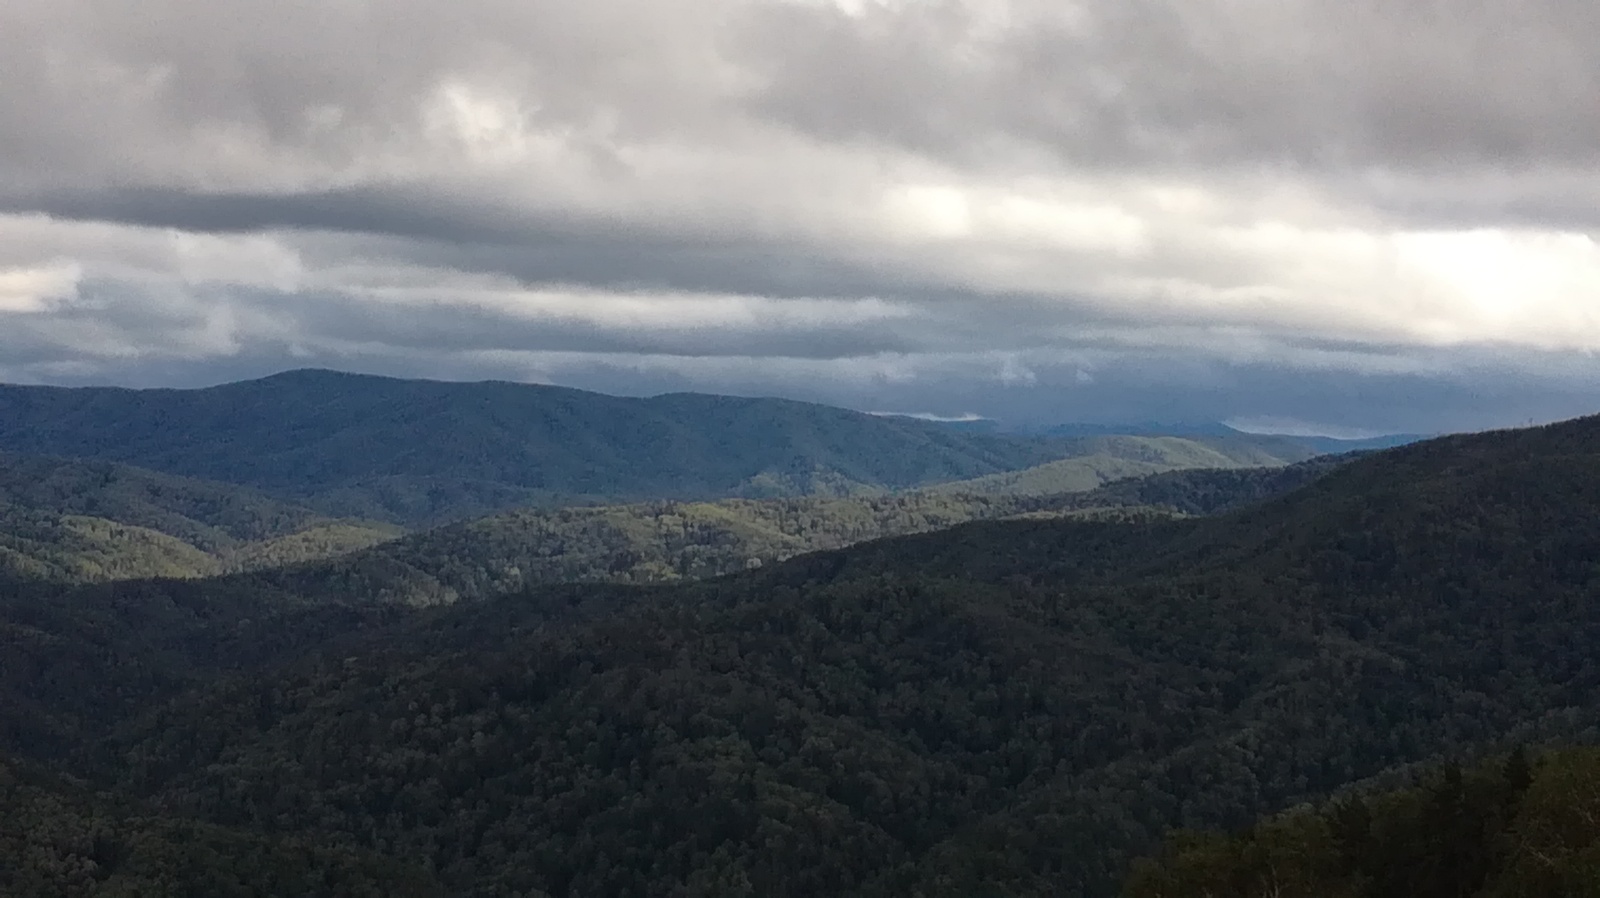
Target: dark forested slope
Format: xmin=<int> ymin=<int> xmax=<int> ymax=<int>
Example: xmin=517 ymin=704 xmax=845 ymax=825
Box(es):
xmin=0 ymin=751 xmax=442 ymax=897
xmin=27 ymin=415 xmax=1592 ymax=897
xmin=0 ymin=458 xmax=1346 ymax=765
xmin=47 ymin=456 xmax=1344 ymax=610
xmin=1124 ymin=747 xmax=1600 ymax=898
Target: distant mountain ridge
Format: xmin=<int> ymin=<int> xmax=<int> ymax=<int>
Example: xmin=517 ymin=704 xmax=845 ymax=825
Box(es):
xmin=1002 ymin=419 xmax=1428 ymax=453
xmin=923 ymin=434 xmax=1316 ymax=497
xmin=0 ymin=369 xmax=1319 ymax=526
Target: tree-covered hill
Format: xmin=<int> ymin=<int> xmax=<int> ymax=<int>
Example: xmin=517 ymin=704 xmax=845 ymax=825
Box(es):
xmin=1124 ymin=747 xmax=1600 ymax=898
xmin=0 ymin=451 xmax=332 ymax=550
xmin=71 ymin=457 xmax=1341 ymax=609
xmin=0 ymin=751 xmax=442 ymax=897
xmin=7 ymin=417 xmax=1600 ymax=895
xmin=0 ymin=458 xmax=1343 ymax=770
xmin=0 ymin=370 xmax=1317 ymax=524
xmin=0 ymin=452 xmax=400 ymax=583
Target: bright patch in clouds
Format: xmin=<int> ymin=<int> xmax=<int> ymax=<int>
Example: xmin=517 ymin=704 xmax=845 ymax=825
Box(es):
xmin=0 ymin=264 xmax=80 ymax=313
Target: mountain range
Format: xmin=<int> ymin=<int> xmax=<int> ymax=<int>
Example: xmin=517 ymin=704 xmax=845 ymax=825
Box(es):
xmin=0 ymin=370 xmax=1337 ymax=525
xmin=0 ymin=369 xmax=1593 ymax=897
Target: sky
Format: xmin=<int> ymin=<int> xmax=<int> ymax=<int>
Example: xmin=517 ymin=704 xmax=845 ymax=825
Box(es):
xmin=2 ymin=0 xmax=1598 ymax=434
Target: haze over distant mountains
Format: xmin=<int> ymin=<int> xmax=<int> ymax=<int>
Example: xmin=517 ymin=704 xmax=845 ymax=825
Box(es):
xmin=0 ymin=369 xmax=1367 ymax=525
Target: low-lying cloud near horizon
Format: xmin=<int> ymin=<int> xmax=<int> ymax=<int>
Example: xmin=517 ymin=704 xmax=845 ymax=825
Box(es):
xmin=2 ymin=0 xmax=1598 ymax=433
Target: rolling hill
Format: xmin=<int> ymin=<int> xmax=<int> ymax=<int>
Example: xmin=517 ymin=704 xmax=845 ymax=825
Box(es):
xmin=0 ymin=428 xmax=1331 ymax=595
xmin=0 ymin=370 xmax=1323 ymax=525
xmin=0 ymin=370 xmax=1078 ymax=524
xmin=26 ymin=457 xmax=1339 ymax=611
xmin=0 ymin=458 xmax=1345 ymax=760
xmin=0 ymin=452 xmax=399 ymax=582
xmin=5 ymin=416 xmax=1600 ymax=895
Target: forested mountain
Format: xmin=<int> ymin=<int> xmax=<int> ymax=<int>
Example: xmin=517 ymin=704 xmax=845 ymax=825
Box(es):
xmin=0 ymin=371 xmax=1071 ymax=524
xmin=0 ymin=451 xmax=330 ymax=549
xmin=1125 ymin=747 xmax=1600 ymax=898
xmin=1 ymin=459 xmax=1343 ymax=768
xmin=4 ymin=417 xmax=1600 ymax=895
xmin=0 ymin=751 xmax=443 ymax=897
xmin=27 ymin=457 xmax=1337 ymax=611
xmin=0 ymin=458 xmax=1344 ymax=762
xmin=0 ymin=370 xmax=1320 ymax=525
xmin=0 ymin=452 xmax=400 ymax=582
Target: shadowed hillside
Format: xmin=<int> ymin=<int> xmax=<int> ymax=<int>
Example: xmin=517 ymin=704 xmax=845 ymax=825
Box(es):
xmin=1125 ymin=747 xmax=1600 ymax=898
xmin=0 ymin=751 xmax=442 ymax=897
xmin=251 ymin=454 xmax=1350 ymax=606
xmin=2 ymin=417 xmax=1598 ymax=894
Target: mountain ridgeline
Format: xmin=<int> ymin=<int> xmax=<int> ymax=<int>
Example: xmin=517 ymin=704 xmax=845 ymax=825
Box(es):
xmin=0 ymin=370 xmax=1320 ymax=524
xmin=4 ymin=397 xmax=1600 ymax=896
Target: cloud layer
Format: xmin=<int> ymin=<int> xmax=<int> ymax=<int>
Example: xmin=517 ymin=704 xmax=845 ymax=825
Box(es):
xmin=2 ymin=0 xmax=1598 ymax=431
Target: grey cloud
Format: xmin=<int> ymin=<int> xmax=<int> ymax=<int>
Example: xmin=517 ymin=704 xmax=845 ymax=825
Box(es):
xmin=262 ymin=290 xmax=926 ymax=359
xmin=5 ymin=186 xmax=923 ymax=300
xmin=736 ymin=0 xmax=1600 ymax=173
xmin=5 ymin=0 xmax=1597 ymax=189
xmin=2 ymin=0 xmax=1599 ymax=435
xmin=0 ymin=273 xmax=1124 ymax=366
xmin=0 ymin=0 xmax=730 ymax=187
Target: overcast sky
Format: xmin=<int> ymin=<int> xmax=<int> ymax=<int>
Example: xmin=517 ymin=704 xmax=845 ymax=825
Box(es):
xmin=2 ymin=0 xmax=1598 ymax=433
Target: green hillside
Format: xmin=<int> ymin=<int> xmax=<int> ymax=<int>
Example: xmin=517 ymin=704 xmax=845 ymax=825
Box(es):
xmin=0 ymin=509 xmax=219 ymax=582
xmin=0 ymin=453 xmax=400 ymax=582
xmin=0 ymin=451 xmax=332 ymax=551
xmin=0 ymin=370 xmax=1314 ymax=525
xmin=117 ymin=458 xmax=1340 ymax=609
xmin=0 ymin=407 xmax=1329 ymax=592
xmin=6 ymin=419 xmax=1600 ymax=895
